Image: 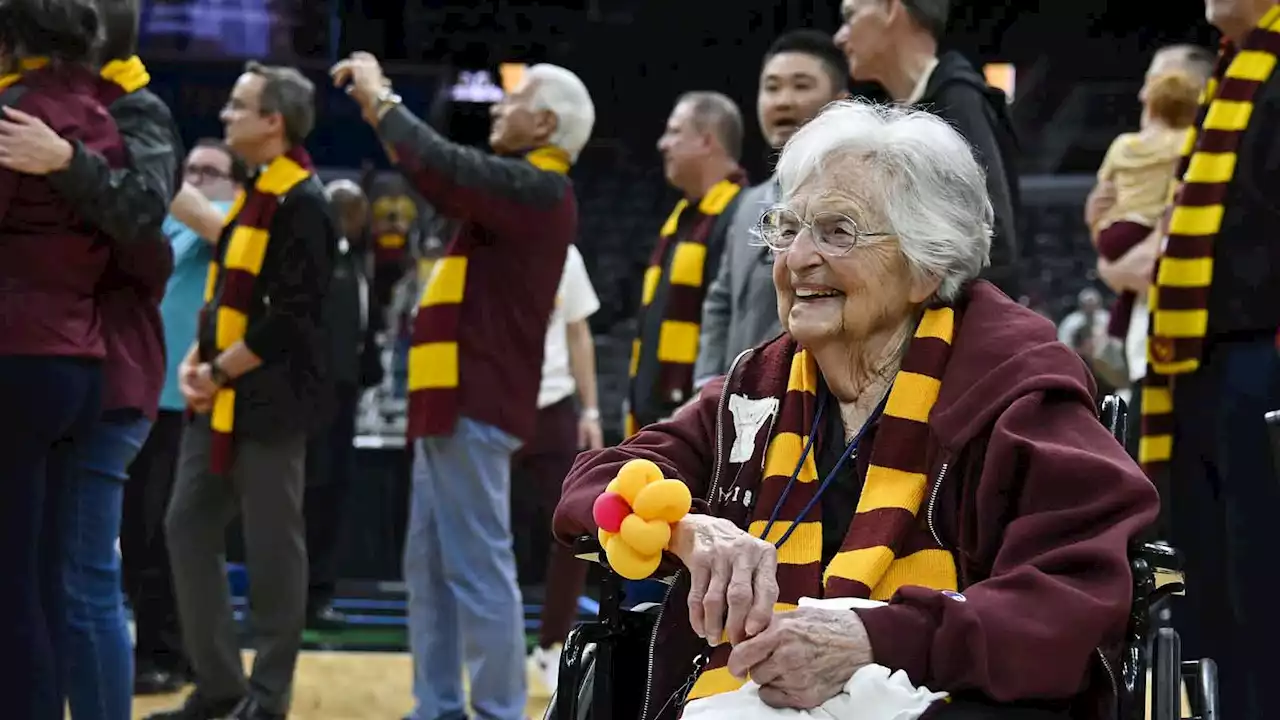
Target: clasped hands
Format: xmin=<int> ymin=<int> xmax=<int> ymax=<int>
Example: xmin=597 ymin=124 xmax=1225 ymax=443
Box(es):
xmin=668 ymin=514 xmax=875 ymax=710
xmin=178 ymin=351 xmax=220 ymax=414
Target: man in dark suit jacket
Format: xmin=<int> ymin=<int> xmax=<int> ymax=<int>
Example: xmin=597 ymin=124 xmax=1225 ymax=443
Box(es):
xmin=834 ymin=0 xmax=1022 ymax=297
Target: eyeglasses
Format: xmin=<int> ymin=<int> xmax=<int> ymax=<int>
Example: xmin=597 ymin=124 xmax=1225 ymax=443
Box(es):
xmin=185 ymin=164 xmax=231 ymax=183
xmin=755 ymin=207 xmax=894 ymax=257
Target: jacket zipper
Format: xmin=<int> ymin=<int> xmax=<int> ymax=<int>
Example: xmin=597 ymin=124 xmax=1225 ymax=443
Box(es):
xmin=925 ymin=461 xmax=950 ymax=549
xmin=1096 ymin=648 xmax=1118 ymax=705
xmin=639 ymin=348 xmax=752 ymax=720
xmin=924 ymin=461 xmax=1120 ymax=707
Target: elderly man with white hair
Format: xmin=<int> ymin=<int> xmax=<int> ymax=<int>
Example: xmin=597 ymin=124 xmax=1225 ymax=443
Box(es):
xmin=332 ymin=53 xmax=595 ymax=719
xmin=555 ymin=101 xmax=1157 ymax=719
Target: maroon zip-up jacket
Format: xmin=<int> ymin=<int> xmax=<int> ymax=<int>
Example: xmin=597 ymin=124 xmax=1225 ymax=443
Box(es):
xmin=555 ymin=282 xmax=1159 ymax=719
xmin=0 ymin=65 xmax=126 ymax=359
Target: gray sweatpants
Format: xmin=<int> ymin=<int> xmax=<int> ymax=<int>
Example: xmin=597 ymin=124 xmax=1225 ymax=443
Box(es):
xmin=165 ymin=416 xmax=307 ymax=713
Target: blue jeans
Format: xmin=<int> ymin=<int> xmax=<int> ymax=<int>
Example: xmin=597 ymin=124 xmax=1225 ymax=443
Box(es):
xmin=404 ymin=418 xmax=525 ymax=720
xmin=61 ymin=411 xmax=152 ymax=720
xmin=0 ymin=356 xmax=101 ymax=720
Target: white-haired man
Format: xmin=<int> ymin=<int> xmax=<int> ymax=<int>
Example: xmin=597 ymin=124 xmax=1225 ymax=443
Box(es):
xmin=331 ymin=53 xmax=594 ymax=719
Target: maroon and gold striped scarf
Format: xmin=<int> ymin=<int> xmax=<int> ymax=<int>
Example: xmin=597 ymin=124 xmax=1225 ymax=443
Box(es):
xmin=405 ymin=146 xmax=571 ymax=438
xmin=626 ymin=175 xmax=744 ymax=436
xmin=200 ymin=146 xmax=314 ymax=474
xmin=687 ymin=307 xmax=961 ymax=701
xmin=1140 ymin=6 xmax=1280 ymax=476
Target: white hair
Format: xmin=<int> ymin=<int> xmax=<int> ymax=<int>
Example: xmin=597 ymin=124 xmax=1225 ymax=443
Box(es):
xmin=775 ymin=99 xmax=993 ymax=303
xmin=525 ymin=64 xmax=596 ymax=162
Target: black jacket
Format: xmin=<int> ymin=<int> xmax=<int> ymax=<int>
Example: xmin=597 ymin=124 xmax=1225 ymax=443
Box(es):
xmin=48 ymin=87 xmax=182 ymax=250
xmin=199 ymin=174 xmax=337 ymax=439
xmin=919 ymin=52 xmax=1022 ymax=298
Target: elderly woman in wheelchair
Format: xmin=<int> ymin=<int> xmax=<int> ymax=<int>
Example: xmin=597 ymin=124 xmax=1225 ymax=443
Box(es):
xmin=553 ymin=101 xmax=1161 ymax=720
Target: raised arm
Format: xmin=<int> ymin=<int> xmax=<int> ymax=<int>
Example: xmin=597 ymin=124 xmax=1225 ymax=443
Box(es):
xmin=852 ymin=391 xmax=1158 ymax=701
xmin=373 ymin=104 xmax=571 ymax=237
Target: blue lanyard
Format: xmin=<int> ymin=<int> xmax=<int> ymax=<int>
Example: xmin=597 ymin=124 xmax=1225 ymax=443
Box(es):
xmin=760 ymin=384 xmax=891 ymax=549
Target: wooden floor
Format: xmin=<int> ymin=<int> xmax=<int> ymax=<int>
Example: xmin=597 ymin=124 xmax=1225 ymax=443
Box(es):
xmin=130 ymin=651 xmax=553 ymax=720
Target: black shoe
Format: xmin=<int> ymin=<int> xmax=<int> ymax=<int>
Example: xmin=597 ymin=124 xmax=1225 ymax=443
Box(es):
xmin=230 ymin=698 xmax=286 ymax=720
xmin=134 ymin=666 xmax=190 ymax=695
xmin=144 ymin=691 xmax=243 ymax=719
xmin=306 ymin=603 xmax=347 ymax=630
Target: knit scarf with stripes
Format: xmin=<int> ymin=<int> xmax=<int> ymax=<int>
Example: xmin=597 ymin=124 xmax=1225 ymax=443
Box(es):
xmin=405 ymin=146 xmax=571 ymax=439
xmin=1140 ymin=6 xmax=1280 ymax=476
xmin=687 ymin=307 xmax=961 ymax=702
xmin=200 ymin=146 xmax=315 ymax=474
xmin=626 ymin=175 xmax=744 ymax=436
xmin=0 ymin=54 xmax=150 ymax=94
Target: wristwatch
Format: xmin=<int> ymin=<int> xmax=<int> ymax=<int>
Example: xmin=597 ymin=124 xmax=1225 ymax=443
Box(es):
xmin=582 ymin=407 xmax=601 ymax=422
xmin=208 ymin=360 xmax=230 ymax=387
xmin=374 ymin=86 xmax=403 ymax=121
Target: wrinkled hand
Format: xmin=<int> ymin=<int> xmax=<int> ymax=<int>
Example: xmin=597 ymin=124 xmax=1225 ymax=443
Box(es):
xmin=0 ymin=106 xmax=73 ymax=174
xmin=179 ymin=360 xmax=217 ymax=413
xmin=1084 ymin=180 xmax=1117 ymax=233
xmin=726 ymin=607 xmax=875 ymax=710
xmin=330 ymin=52 xmax=390 ymax=121
xmin=578 ymin=416 xmax=603 ymax=450
xmin=669 ymin=514 xmax=778 ymax=646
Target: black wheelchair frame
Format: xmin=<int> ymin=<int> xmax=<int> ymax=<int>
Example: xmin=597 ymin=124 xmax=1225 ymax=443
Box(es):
xmin=547 ymin=395 xmax=1218 ymax=720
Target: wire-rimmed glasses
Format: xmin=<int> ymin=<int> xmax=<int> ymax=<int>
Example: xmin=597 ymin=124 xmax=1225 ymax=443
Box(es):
xmin=755 ymin=207 xmax=894 ymax=257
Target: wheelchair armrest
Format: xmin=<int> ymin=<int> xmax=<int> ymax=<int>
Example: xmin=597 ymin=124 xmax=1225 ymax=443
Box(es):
xmin=573 ymin=536 xmax=604 ymax=564
xmin=1133 ymin=541 xmax=1186 ymax=598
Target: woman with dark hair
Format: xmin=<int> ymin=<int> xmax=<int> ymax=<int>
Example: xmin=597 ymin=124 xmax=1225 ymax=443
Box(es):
xmin=0 ymin=0 xmax=183 ymax=716
xmin=0 ymin=0 xmax=128 ymax=718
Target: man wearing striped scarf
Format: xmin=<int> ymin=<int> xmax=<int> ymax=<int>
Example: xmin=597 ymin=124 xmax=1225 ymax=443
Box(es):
xmin=628 ymin=92 xmax=747 ymax=435
xmin=557 ymin=102 xmax=1156 ymax=719
xmin=333 ymin=54 xmax=595 ymax=720
xmin=1139 ymin=2 xmax=1280 ymax=716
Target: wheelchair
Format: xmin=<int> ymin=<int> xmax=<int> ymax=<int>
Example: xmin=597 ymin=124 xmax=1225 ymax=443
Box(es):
xmin=547 ymin=395 xmax=1219 ymax=720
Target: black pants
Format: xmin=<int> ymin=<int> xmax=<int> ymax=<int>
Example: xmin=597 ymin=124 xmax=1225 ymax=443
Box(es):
xmin=122 ymin=409 xmax=189 ymax=674
xmin=0 ymin=356 xmax=101 ymax=720
xmin=303 ymin=382 xmax=360 ymax=608
xmin=1166 ymin=338 xmax=1280 ymax=720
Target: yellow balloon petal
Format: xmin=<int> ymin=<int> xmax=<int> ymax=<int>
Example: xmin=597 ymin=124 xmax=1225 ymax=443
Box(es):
xmin=619 ymin=513 xmax=672 ymax=555
xmin=632 ymin=479 xmax=693 ymax=524
xmin=604 ymin=535 xmax=662 ymax=580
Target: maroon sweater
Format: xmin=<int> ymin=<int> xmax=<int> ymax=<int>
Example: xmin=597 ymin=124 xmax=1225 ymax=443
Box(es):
xmin=555 ymin=282 xmax=1159 ymax=718
xmin=0 ymin=65 xmax=126 ymax=358
xmin=378 ymin=105 xmax=576 ymax=442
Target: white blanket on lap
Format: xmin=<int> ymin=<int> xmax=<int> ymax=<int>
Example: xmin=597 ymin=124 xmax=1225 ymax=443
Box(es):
xmin=681 ymin=598 xmax=948 ymax=720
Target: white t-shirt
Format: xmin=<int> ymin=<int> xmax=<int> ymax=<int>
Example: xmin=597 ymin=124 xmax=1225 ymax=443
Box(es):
xmin=1126 ymin=296 xmax=1149 ymax=383
xmin=538 ymin=245 xmax=601 ymax=409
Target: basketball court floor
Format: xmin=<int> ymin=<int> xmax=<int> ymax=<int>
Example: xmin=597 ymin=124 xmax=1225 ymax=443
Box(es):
xmin=129 ymin=651 xmax=554 ymax=719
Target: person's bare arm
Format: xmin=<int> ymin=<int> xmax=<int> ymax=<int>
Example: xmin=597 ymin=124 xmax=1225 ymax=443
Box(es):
xmin=1085 ymin=180 xmax=1117 ymax=245
xmin=567 ymin=317 xmax=603 ymax=450
xmin=1097 ymin=227 xmax=1160 ymax=293
xmin=170 ymin=184 xmax=232 ymax=243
